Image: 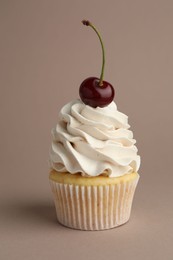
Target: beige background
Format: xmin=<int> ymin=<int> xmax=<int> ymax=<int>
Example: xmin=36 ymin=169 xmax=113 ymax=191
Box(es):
xmin=0 ymin=0 xmax=173 ymax=259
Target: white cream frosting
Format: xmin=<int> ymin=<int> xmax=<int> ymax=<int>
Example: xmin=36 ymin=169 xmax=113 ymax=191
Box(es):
xmin=50 ymin=99 xmax=140 ymax=177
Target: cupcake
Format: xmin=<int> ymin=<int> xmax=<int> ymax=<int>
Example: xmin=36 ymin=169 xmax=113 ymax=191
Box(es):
xmin=49 ymin=20 xmax=140 ymax=230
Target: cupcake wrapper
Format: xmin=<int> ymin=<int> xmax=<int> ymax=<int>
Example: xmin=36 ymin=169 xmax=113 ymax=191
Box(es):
xmin=50 ymin=176 xmax=139 ymax=230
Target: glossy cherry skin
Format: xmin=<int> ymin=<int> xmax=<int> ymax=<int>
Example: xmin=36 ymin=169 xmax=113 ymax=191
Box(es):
xmin=79 ymin=77 xmax=115 ymax=108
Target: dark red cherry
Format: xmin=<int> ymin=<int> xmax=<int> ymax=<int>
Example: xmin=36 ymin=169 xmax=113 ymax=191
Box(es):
xmin=79 ymin=77 xmax=114 ymax=108
xmin=80 ymin=20 xmax=115 ymax=108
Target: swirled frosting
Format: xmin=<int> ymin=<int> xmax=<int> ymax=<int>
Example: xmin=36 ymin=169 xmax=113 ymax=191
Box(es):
xmin=50 ymin=99 xmax=140 ymax=177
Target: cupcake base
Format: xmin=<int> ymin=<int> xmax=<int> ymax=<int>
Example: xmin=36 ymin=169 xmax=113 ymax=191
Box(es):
xmin=49 ymin=171 xmax=139 ymax=231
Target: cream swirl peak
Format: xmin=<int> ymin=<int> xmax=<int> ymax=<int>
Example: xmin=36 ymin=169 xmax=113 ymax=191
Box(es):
xmin=50 ymin=99 xmax=140 ymax=177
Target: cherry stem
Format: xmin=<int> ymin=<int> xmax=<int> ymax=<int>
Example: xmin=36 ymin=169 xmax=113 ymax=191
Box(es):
xmin=82 ymin=20 xmax=105 ymax=87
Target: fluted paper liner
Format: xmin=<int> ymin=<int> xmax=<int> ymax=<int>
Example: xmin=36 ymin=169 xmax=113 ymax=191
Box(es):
xmin=50 ymin=176 xmax=139 ymax=230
